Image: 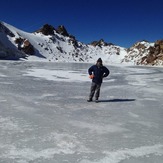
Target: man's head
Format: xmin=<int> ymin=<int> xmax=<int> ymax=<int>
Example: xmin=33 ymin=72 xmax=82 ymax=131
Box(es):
xmin=96 ymin=58 xmax=103 ymax=67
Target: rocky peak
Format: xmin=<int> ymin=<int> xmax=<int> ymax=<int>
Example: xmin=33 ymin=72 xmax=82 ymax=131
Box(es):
xmin=90 ymin=39 xmax=113 ymax=47
xmin=123 ymin=40 xmax=152 ymax=65
xmin=129 ymin=40 xmax=149 ymax=50
xmin=36 ymin=24 xmax=55 ymax=35
xmin=56 ymin=25 xmax=69 ymax=37
xmin=125 ymin=40 xmax=163 ymax=65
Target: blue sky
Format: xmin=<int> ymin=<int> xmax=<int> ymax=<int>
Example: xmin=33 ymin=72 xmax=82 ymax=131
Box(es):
xmin=1 ymin=0 xmax=163 ymax=48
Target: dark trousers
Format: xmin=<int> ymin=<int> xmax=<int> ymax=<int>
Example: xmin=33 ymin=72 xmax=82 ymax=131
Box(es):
xmin=89 ymin=82 xmax=101 ymax=100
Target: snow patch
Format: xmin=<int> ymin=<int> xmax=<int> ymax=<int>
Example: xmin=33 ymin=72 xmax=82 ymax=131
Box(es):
xmin=80 ymin=144 xmax=163 ymax=163
xmin=23 ymin=68 xmax=89 ymax=82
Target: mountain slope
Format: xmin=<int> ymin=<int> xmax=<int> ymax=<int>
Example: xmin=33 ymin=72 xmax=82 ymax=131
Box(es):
xmin=0 ymin=22 xmax=128 ymax=63
xmin=0 ymin=22 xmax=26 ymax=59
xmin=123 ymin=40 xmax=163 ymax=66
xmin=0 ymin=21 xmax=163 ymax=66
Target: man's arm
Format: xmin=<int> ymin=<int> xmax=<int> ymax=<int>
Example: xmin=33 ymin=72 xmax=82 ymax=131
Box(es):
xmin=103 ymin=67 xmax=110 ymax=77
xmin=88 ymin=65 xmax=94 ymax=75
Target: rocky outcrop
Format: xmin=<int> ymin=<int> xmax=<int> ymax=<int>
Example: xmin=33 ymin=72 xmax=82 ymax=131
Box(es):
xmin=36 ymin=24 xmax=55 ymax=35
xmin=122 ymin=41 xmax=153 ymax=65
xmin=36 ymin=24 xmax=79 ymax=48
xmin=90 ymin=39 xmax=114 ymax=47
xmin=68 ymin=35 xmax=79 ymax=48
xmin=56 ymin=25 xmax=69 ymax=37
xmin=15 ymin=38 xmax=35 ymax=55
xmin=123 ymin=40 xmax=163 ymax=65
xmin=22 ymin=39 xmax=35 ymax=55
xmin=141 ymin=40 xmax=163 ymax=65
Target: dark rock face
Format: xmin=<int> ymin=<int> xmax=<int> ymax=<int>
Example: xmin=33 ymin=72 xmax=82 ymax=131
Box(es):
xmin=15 ymin=38 xmax=35 ymax=55
xmin=56 ymin=25 xmax=69 ymax=37
xmin=154 ymin=40 xmax=163 ymax=54
xmin=142 ymin=40 xmax=163 ymax=65
xmin=90 ymin=39 xmax=113 ymax=47
xmin=68 ymin=35 xmax=79 ymax=48
xmin=36 ymin=24 xmax=55 ymax=35
xmin=22 ymin=39 xmax=35 ymax=55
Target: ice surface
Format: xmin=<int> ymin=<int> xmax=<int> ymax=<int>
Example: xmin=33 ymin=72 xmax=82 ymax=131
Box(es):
xmin=0 ymin=61 xmax=163 ymax=163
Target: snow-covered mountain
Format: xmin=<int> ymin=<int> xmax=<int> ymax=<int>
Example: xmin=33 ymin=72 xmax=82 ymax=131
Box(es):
xmin=0 ymin=21 xmax=163 ymax=66
xmin=123 ymin=40 xmax=163 ymax=66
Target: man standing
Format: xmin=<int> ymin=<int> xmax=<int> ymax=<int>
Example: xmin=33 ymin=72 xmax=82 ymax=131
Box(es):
xmin=87 ymin=58 xmax=110 ymax=102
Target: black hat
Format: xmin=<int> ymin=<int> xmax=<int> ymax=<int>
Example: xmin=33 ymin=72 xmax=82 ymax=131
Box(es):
xmin=97 ymin=58 xmax=102 ymax=63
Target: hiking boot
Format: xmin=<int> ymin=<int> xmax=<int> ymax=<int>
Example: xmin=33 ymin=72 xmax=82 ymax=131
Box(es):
xmin=87 ymin=98 xmax=92 ymax=102
xmin=95 ymin=98 xmax=99 ymax=103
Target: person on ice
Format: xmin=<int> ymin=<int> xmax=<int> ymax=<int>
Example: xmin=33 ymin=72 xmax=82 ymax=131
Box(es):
xmin=87 ymin=58 xmax=110 ymax=102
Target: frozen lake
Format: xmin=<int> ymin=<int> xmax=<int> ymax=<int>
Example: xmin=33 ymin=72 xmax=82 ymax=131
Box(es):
xmin=0 ymin=61 xmax=163 ymax=163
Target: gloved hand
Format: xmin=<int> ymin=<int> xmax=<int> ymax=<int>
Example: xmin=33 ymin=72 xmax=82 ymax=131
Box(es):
xmin=89 ymin=74 xmax=94 ymax=79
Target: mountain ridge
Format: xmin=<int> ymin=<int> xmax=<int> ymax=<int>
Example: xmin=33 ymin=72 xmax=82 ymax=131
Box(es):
xmin=0 ymin=21 xmax=163 ymax=66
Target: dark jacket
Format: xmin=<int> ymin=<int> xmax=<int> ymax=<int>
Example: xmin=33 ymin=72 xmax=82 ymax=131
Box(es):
xmin=88 ymin=64 xmax=110 ymax=84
